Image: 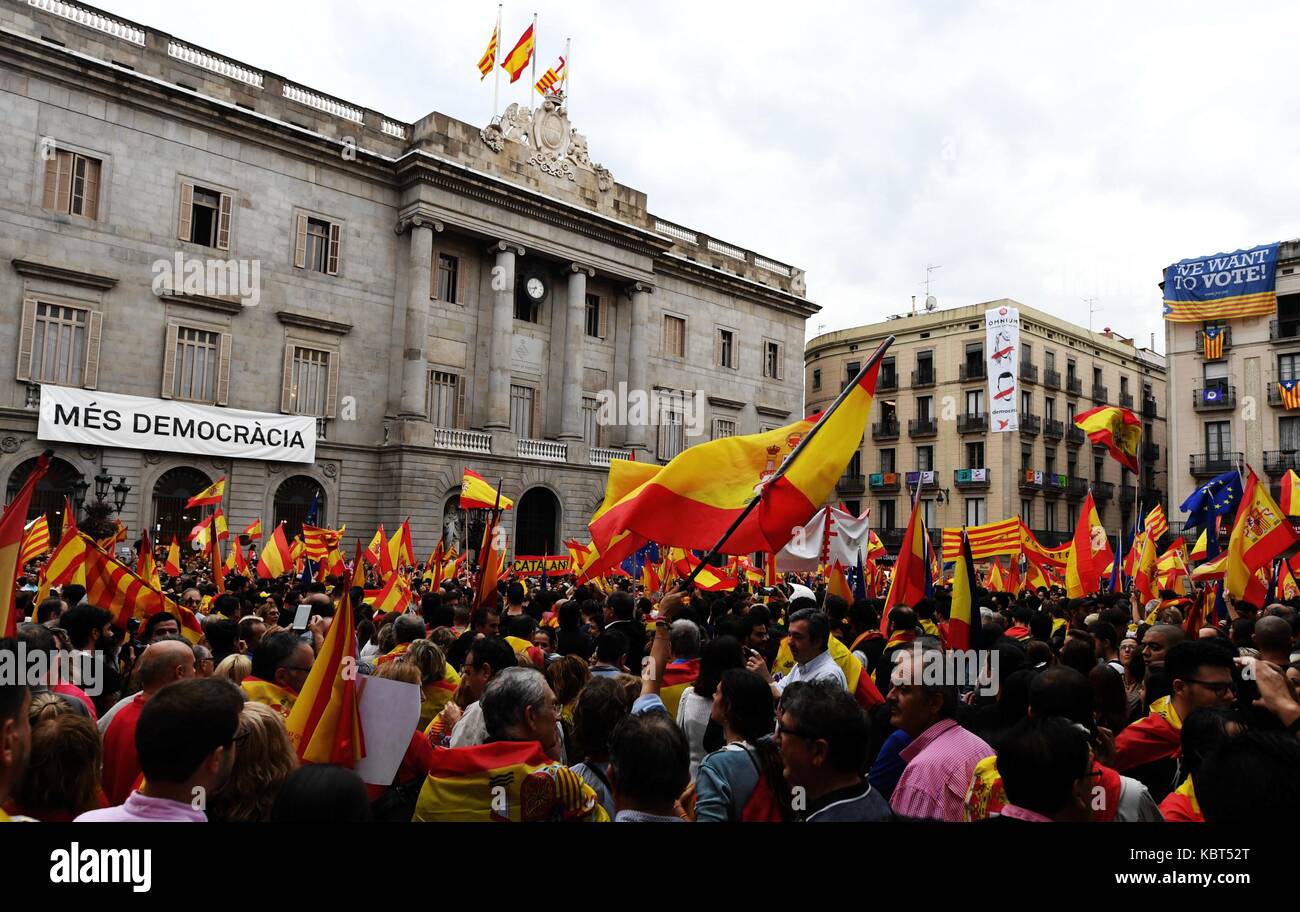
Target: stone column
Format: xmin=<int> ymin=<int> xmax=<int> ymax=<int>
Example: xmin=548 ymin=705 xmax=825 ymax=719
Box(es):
xmin=398 ymin=217 xmax=441 ymax=418
xmin=486 ymin=241 xmax=525 ymax=431
xmin=560 ymin=264 xmax=594 ymax=441
xmin=624 ymin=282 xmax=653 ymax=455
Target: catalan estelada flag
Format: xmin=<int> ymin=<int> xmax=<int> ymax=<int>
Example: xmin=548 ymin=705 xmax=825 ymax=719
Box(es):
xmin=164 ymin=536 xmax=182 ymax=577
xmin=461 ymin=470 xmax=514 ymax=511
xmin=660 ymin=658 xmax=700 ymax=720
xmin=1 ymin=452 xmax=50 ymax=635
xmin=1066 ymin=492 xmax=1112 ymax=598
xmin=185 ymin=476 xmax=226 ymax=509
xmin=1226 ymin=469 xmax=1298 ymax=605
xmin=241 ymin=518 xmax=263 ymax=540
xmin=477 ymin=21 xmax=498 ymax=80
xmin=258 ymin=523 xmax=293 ymax=579
xmin=1075 ymin=405 xmax=1142 ymax=473
xmin=286 ymin=541 xmax=365 ymax=766
xmin=500 ymin=23 xmax=535 ymax=84
xmin=948 ymin=529 xmax=977 ymax=650
xmin=1280 ymin=469 xmax=1300 ymax=518
xmin=942 ymin=517 xmax=1021 ymax=560
xmin=1279 ymin=379 xmax=1300 ymax=410
xmin=1201 ymin=325 xmax=1226 ymax=359
xmin=19 ymin=515 xmax=50 ymax=567
xmin=590 ymin=348 xmax=886 ymax=556
xmin=881 ymin=493 xmax=929 ymax=634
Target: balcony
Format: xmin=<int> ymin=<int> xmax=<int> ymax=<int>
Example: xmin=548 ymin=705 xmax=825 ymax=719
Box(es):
xmin=911 ymin=368 xmax=936 ymax=388
xmin=959 ymin=362 xmax=986 ymax=381
xmin=1066 ymin=476 xmax=1089 ymax=499
xmin=517 ymin=438 xmax=568 ymax=462
xmin=869 ymin=472 xmax=901 ymax=493
xmin=1190 ymin=452 xmax=1242 ymax=477
xmin=957 ymin=413 xmax=987 ymax=434
xmin=1270 ymin=319 xmax=1300 ymax=342
xmin=1120 ymin=484 xmax=1137 ymax=505
xmin=1043 ymin=368 xmax=1061 ymax=389
xmin=875 ymin=527 xmax=904 ymax=551
xmin=1091 ymin=383 xmax=1109 ymax=403
xmin=433 ymin=426 xmax=493 ymax=454
xmin=1020 ymin=362 xmax=1038 ymax=384
xmin=1020 ymin=413 xmax=1041 ymax=435
xmin=1264 ymin=451 xmax=1300 ymax=476
xmin=1065 ymin=425 xmax=1085 ymax=447
xmin=1142 ymin=396 xmax=1158 ymax=419
xmin=1195 ymin=326 xmax=1231 ymax=358
xmin=1044 ymin=418 xmax=1064 ymax=440
xmin=1267 ymin=374 xmax=1300 ymax=408
xmin=1031 ymin=530 xmax=1071 ymax=549
xmin=878 ymin=371 xmax=898 ymax=393
xmin=1093 ymin=480 xmax=1115 ymax=501
xmin=1141 ymin=488 xmax=1163 ymax=509
xmin=1067 ymin=376 xmax=1082 ymax=396
xmin=905 ymin=470 xmax=939 ymax=491
xmin=1119 ymin=390 xmax=1134 ymax=409
xmin=589 ymin=446 xmax=632 ymax=467
xmin=954 ymin=468 xmax=990 ymax=489
xmin=1043 ymin=473 xmax=1068 ymax=497
xmin=1019 ymin=469 xmax=1043 ymax=492
xmin=1142 ymin=441 xmax=1160 ymax=462
xmin=837 ymin=474 xmax=866 ymax=496
xmin=1192 ymin=385 xmax=1236 ymax=411
xmin=908 ymin=417 xmax=938 ymax=438
xmin=872 ymin=418 xmax=901 ymax=441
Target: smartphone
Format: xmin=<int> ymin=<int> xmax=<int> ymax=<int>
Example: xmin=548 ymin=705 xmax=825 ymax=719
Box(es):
xmin=290 ymin=603 xmax=312 ymax=631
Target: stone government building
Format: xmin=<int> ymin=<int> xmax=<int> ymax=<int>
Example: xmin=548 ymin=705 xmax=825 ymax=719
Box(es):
xmin=0 ymin=0 xmax=815 ymax=557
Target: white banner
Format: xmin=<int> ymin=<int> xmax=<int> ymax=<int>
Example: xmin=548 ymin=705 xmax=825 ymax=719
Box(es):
xmin=777 ymin=505 xmax=872 ymax=571
xmin=37 ymin=385 xmax=317 ymax=464
xmin=985 ymin=305 xmax=1020 ymax=432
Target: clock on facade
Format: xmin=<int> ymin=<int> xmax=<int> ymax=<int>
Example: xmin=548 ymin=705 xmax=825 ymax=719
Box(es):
xmin=525 ymin=275 xmax=548 ymax=301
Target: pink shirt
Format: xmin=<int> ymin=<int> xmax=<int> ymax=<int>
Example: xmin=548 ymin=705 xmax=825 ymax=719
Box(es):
xmin=75 ymin=791 xmax=207 ymax=823
xmin=890 ymin=718 xmax=994 ymax=822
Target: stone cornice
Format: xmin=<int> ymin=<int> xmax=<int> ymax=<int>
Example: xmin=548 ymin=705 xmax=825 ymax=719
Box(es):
xmin=654 ymin=254 xmax=819 ymax=318
xmin=157 ymin=292 xmax=243 ymax=315
xmin=707 ymin=395 xmax=746 ymax=411
xmin=755 ymin=404 xmax=794 ymax=419
xmin=13 ymin=258 xmax=117 ymax=290
xmin=275 ymin=310 xmax=353 ymax=336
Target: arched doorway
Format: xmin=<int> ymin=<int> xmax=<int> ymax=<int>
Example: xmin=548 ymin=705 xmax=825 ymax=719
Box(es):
xmin=151 ymin=467 xmax=213 ymax=545
xmin=274 ymin=476 xmax=325 ymax=541
xmin=442 ymin=493 xmax=488 ymax=566
xmin=515 ymin=487 xmax=559 ymax=556
xmin=6 ymin=456 xmax=84 ymax=541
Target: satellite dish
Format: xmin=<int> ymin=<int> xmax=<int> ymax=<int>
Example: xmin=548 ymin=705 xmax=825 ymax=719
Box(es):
xmin=924 ymin=295 xmax=937 ymax=311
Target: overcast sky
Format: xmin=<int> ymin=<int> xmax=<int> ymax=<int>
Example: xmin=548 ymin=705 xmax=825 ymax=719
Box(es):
xmin=98 ymin=0 xmax=1299 ymax=352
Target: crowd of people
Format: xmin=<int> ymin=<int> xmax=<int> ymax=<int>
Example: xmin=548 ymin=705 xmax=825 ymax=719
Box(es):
xmin=3 ymin=542 xmax=1300 ymax=824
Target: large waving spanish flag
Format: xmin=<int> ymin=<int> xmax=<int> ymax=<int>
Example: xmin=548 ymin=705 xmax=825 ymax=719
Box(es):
xmin=0 ymin=452 xmax=50 ymax=636
xmin=1065 ymin=492 xmax=1112 ymax=597
xmin=1226 ymin=470 xmax=1298 ymax=605
xmin=461 ymin=469 xmax=514 ymax=511
xmin=500 ymin=23 xmax=535 ymax=84
xmin=185 ymin=476 xmax=226 ymax=509
xmin=590 ymin=342 xmax=889 ymax=556
xmin=576 ymin=460 xmax=661 ymax=582
xmin=1074 ymin=406 xmax=1142 ymax=474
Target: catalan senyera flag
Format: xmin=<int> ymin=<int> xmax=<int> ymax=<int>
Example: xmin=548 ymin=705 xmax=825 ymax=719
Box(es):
xmin=387 ymin=519 xmax=415 ymax=571
xmin=477 ymin=21 xmax=498 ymax=79
xmin=302 ymin=523 xmax=343 ymax=560
xmin=83 ymin=543 xmax=166 ymax=630
xmin=942 ymin=517 xmax=1022 ymax=560
xmin=164 ymin=536 xmax=182 ymax=577
xmin=0 ymin=452 xmax=51 ymax=635
xmin=19 ymin=515 xmax=50 ymax=567
xmin=1074 ymin=405 xmax=1143 ymax=474
xmin=500 ymin=23 xmax=535 ymax=83
xmin=1280 ymin=469 xmax=1300 ymax=518
xmin=460 ymin=470 xmax=515 ymax=511
xmin=1145 ymin=504 xmax=1169 ymax=542
xmin=1201 ymin=325 xmax=1226 ymax=359
xmin=286 ymin=542 xmax=366 ymax=766
xmin=881 ymin=494 xmax=929 ymax=634
xmin=948 ymin=529 xmax=977 ymax=651
xmin=184 ymin=476 xmax=226 ymax=509
xmin=240 ymin=518 xmax=263 ymax=541
xmin=258 ymin=523 xmax=293 ymax=578
xmin=43 ymin=499 xmax=87 ymax=589
xmin=591 ymin=353 xmax=885 ymax=558
xmin=534 ymin=55 xmax=564 ymax=95
xmin=1226 ymin=470 xmax=1298 ymax=605
xmin=1066 ymin=492 xmax=1113 ymax=598
xmin=96 ymin=520 xmax=128 ymax=553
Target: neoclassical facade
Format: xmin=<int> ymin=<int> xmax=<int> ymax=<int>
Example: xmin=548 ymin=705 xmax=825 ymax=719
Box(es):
xmin=0 ymin=0 xmax=816 ymax=556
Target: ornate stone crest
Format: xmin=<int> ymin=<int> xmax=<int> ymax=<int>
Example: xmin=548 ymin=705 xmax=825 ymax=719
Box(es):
xmin=479 ymin=92 xmax=613 ymax=191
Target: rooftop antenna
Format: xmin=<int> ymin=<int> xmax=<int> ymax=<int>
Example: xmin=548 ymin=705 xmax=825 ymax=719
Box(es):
xmin=1082 ymin=297 xmax=1098 ymax=332
xmin=924 ymin=264 xmax=941 ymax=311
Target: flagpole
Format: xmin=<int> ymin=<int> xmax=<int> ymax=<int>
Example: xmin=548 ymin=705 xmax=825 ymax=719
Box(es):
xmin=529 ymin=12 xmax=538 ymax=115
xmin=564 ymin=36 xmax=570 ymax=115
xmin=492 ymin=4 xmax=502 ymax=123
xmin=681 ymin=335 xmax=896 ymax=588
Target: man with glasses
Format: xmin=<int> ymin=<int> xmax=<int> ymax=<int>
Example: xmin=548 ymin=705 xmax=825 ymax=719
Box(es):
xmin=241 ymin=630 xmax=314 ymax=718
xmin=1115 ymin=639 xmax=1236 ymax=802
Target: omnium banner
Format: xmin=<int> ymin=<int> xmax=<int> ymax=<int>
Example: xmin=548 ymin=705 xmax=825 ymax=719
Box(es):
xmin=986 ymin=305 xmax=1020 ymax=433
xmin=38 ymin=385 xmax=317 ymax=464
xmin=1161 ymin=241 xmax=1279 ymax=322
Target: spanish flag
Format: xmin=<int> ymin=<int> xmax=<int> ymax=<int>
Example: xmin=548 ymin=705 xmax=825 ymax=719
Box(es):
xmin=948 ymin=529 xmax=977 ymax=650
xmin=461 ymin=469 xmax=514 ymax=511
xmin=210 ymin=532 xmax=225 ymax=595
xmin=286 ymin=542 xmax=366 ymax=766
xmin=590 ymin=347 xmax=886 ymax=557
xmin=1133 ymin=527 xmax=1160 ymax=603
xmin=136 ymin=528 xmax=161 ymax=590
xmin=241 ymin=518 xmax=263 ymax=540
xmin=387 ymin=519 xmax=415 ymax=571
xmin=579 ymin=460 xmax=660 ymax=581
xmin=660 ymin=658 xmax=700 ymax=719
xmin=640 ymin=557 xmax=661 ymax=594
xmin=475 ymin=514 xmax=507 ymax=609
xmin=1280 ymin=469 xmax=1300 ymax=518
xmin=881 ymin=494 xmax=929 ymax=633
xmin=0 ymin=452 xmax=50 ymax=635
xmin=477 ymin=21 xmax=498 ymax=79
xmin=1074 ymin=405 xmax=1142 ymax=474
xmin=672 ymin=550 xmax=738 ymax=591
xmin=185 ymin=476 xmax=226 ymax=509
xmin=164 ymin=536 xmax=182 ymax=577
xmin=826 ymin=562 xmax=853 ymax=602
xmin=19 ymin=515 xmax=50 ymax=567
xmin=500 ymin=24 xmax=535 ymax=84
xmin=1191 ymin=551 xmax=1229 ymax=581
xmin=1065 ymin=492 xmax=1112 ymax=598
xmin=423 ymin=539 xmax=446 ymax=590
xmin=986 ymin=559 xmax=1006 ymax=593
xmin=364 ymin=526 xmax=392 ymax=574
xmin=366 ymin=571 xmax=411 ymax=615
xmin=258 ymin=522 xmax=294 ymax=579
xmin=1226 ymin=469 xmax=1298 ymax=605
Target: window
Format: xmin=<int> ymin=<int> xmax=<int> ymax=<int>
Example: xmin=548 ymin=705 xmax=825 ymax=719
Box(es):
xmin=1205 ymin=421 xmax=1231 ymax=457
xmin=966 ymin=498 xmax=986 ymax=527
xmin=916 ymin=351 xmax=934 ymax=381
xmin=917 ymin=396 xmax=933 ymax=422
xmin=966 ymin=441 xmax=984 ymax=468
xmin=282 ymin=344 xmax=335 ymax=417
xmin=427 ymin=370 xmax=464 ymax=428
xmin=437 ymin=255 xmax=460 ymax=303
xmin=658 ymin=409 xmax=685 ymax=461
xmin=921 ymin=499 xmax=935 ymax=530
xmin=18 ymin=300 xmax=102 ymax=388
xmin=880 ymin=448 xmax=896 ymax=473
xmin=1067 ymin=456 xmax=1077 ymax=479
xmin=1045 ymin=502 xmax=1057 ymax=533
xmin=1067 ymin=358 xmax=1077 ymax=383
xmin=662 ymin=315 xmax=686 ymax=358
xmin=1280 ymin=353 xmax=1300 ymax=382
xmin=292 ymin=213 xmax=341 ymax=276
xmin=1067 ymin=401 xmax=1076 ymax=423
xmin=1120 ymin=376 xmax=1129 ymax=396
xmin=844 ymin=361 xmax=860 ymax=390
xmin=917 ymin=446 xmax=934 ymax=472
xmin=43 ymin=150 xmax=101 ymax=219
xmin=1045 ymin=397 xmax=1056 ymax=421
xmin=964 ymin=342 xmax=983 ymax=374
xmin=878 ymin=500 xmax=897 ymax=530
xmin=764 ymin=341 xmax=784 ymax=379
xmin=1283 ymin=417 xmax=1300 ymax=452
xmin=510 ymin=385 xmax=536 ymax=438
xmin=1203 ymin=361 xmax=1228 ymax=389
xmin=583 ymin=395 xmax=603 ymax=447
xmin=1021 ymin=446 xmax=1033 ymax=472
xmin=1023 ymin=342 xmax=1033 ymax=365
xmin=515 ymin=294 xmax=540 ymax=323
xmin=1044 ymin=350 xmax=1056 ymax=372
xmin=1020 ymin=390 xmax=1033 ymax=413
xmin=1092 ymin=366 xmax=1103 ymax=386
xmin=1067 ymin=504 xmax=1078 ymax=532
xmin=179 ymin=183 xmax=232 ymax=250
xmin=880 ymin=357 xmax=896 ymax=388
xmin=585 ymin=294 xmax=607 ymax=338
xmin=717 ymin=329 xmax=737 ymax=369
xmin=1094 ymin=455 xmax=1105 ymax=482
xmin=965 ymin=389 xmax=984 ymax=416
xmin=1045 ymin=448 xmax=1056 ymax=477
xmin=170 ymin=326 xmax=220 ymax=403
xmin=846 ymin=450 xmax=862 ymax=477
xmin=812 ymin=368 xmax=821 ymax=391
xmin=1021 ymin=499 xmax=1033 ymax=526
xmin=712 ymin=417 xmax=736 ymax=440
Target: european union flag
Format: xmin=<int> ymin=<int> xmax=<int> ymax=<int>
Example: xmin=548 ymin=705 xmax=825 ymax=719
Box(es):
xmin=1180 ymin=470 xmax=1242 ymax=521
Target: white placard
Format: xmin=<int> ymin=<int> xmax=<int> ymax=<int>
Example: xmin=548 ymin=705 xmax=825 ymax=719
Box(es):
xmin=37 ymin=385 xmax=316 ymax=463
xmin=355 ymin=676 xmax=423 ymax=786
xmin=985 ymin=306 xmax=1020 ymax=432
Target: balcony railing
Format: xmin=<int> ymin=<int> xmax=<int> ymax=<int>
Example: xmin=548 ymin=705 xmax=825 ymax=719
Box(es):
xmin=1195 ymin=326 xmax=1231 ymax=358
xmin=589 ymin=446 xmax=632 ymax=467
xmin=1020 ymin=413 xmax=1041 ymax=435
xmin=1043 ymin=473 xmax=1069 ymax=496
xmin=1091 ymin=383 xmax=1109 ymax=403
xmin=517 ymin=438 xmax=568 ymax=462
xmin=957 ymin=414 xmax=987 ymax=434
xmin=908 ymin=417 xmax=938 ymax=437
xmin=1142 ymin=441 xmax=1160 ymax=462
xmin=1270 ymin=319 xmax=1300 ymax=342
xmin=959 ymin=362 xmax=986 ymax=381
xmin=1190 ymin=452 xmax=1242 ymax=477
xmin=1019 ymin=469 xmax=1043 ymax=492
xmin=1043 ymin=368 xmax=1061 ymax=389
xmin=1119 ymin=390 xmax=1134 ymax=409
xmin=875 ymin=527 xmax=904 ymax=551
xmin=1067 ymin=376 xmax=1082 ymax=396
xmin=1120 ymin=484 xmax=1137 ymax=505
xmin=433 ymin=426 xmax=493 ymax=454
xmin=1020 ymin=362 xmax=1038 ymax=384
xmin=1065 ymin=425 xmax=1085 ymax=446
xmin=911 ymin=368 xmax=936 ymax=388
xmin=905 ymin=470 xmax=939 ymax=490
xmin=837 ymin=474 xmax=866 ymax=495
xmin=1267 ymin=374 xmax=1300 ymax=407
xmin=872 ymin=419 xmax=900 ymax=440
xmin=1264 ymin=451 xmax=1300 ymax=476
xmin=1044 ymin=418 xmax=1064 ymax=439
xmin=1093 ymin=480 xmax=1115 ymax=501
xmin=1142 ymin=396 xmax=1158 ymax=419
xmin=878 ymin=372 xmax=898 ymax=393
xmin=1192 ymin=385 xmax=1236 ymax=410
xmin=1066 ymin=476 xmax=1089 ymax=498
xmin=954 ymin=468 xmax=990 ymax=489
xmin=869 ymin=472 xmax=901 ymax=493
